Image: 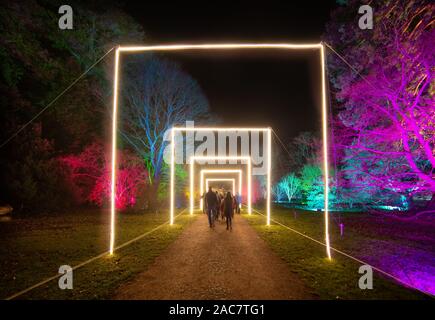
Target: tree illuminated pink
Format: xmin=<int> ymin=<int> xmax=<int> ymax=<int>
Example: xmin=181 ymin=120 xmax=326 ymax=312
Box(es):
xmin=61 ymin=141 xmax=147 ymax=210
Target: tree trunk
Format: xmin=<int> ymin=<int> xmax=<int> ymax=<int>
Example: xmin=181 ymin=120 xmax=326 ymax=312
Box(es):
xmin=146 ymin=180 xmax=160 ymax=212
xmin=404 ymin=194 xmax=415 ymax=211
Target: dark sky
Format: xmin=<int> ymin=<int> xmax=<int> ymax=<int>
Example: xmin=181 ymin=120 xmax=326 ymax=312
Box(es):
xmin=122 ymin=1 xmax=339 ymax=141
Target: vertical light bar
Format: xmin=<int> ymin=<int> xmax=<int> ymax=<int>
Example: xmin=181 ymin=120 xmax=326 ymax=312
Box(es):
xmin=247 ymin=159 xmax=252 ymax=214
xmin=267 ymin=128 xmax=272 ymax=225
xmin=239 ymin=171 xmax=242 ymax=208
xmin=200 ymin=171 xmax=204 ymax=210
xmin=190 ymin=157 xmax=194 ymax=215
xmin=238 ymin=171 xmax=242 ymax=198
xmin=109 ymin=47 xmax=120 ymax=255
xmin=170 ymin=128 xmax=175 ymax=225
xmin=320 ymin=44 xmax=332 ymax=259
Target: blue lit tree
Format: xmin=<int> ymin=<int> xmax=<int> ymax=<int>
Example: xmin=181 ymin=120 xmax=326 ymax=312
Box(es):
xmin=275 ymin=173 xmax=301 ymax=203
xmin=120 ymin=57 xmax=210 ymax=209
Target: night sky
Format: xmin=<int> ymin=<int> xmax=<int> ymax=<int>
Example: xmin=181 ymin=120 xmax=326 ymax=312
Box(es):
xmin=122 ymin=1 xmax=339 ymax=140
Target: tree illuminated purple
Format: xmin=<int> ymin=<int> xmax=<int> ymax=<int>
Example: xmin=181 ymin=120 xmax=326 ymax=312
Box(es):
xmin=325 ymin=0 xmax=434 ymax=207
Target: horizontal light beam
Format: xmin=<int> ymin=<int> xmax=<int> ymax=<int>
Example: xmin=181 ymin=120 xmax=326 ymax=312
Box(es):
xmin=118 ymin=43 xmax=322 ymax=53
xmin=192 ymin=156 xmax=251 ymax=161
xmin=172 ymin=127 xmax=270 ymax=131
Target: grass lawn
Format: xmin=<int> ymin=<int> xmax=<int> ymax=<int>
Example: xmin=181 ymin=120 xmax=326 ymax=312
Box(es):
xmin=0 ymin=209 xmax=197 ymax=299
xmin=243 ymin=205 xmax=433 ymax=299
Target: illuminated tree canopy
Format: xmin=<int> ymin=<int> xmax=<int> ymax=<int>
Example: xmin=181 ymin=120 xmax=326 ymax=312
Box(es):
xmin=120 ymin=57 xmax=210 ymax=209
xmin=325 ymin=0 xmax=434 ymax=210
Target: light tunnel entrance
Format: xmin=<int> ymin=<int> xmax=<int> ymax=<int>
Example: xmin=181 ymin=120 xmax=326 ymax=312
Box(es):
xmin=110 ymin=44 xmax=331 ymax=260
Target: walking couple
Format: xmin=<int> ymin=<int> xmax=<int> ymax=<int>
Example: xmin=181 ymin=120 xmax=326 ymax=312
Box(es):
xmin=204 ymin=186 xmax=233 ymax=230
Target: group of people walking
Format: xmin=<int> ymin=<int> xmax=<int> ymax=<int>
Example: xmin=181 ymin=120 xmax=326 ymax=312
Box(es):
xmin=202 ymin=187 xmax=241 ymax=230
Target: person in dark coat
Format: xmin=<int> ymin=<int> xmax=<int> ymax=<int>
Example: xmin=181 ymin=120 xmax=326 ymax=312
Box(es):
xmin=205 ymin=187 xmax=219 ymax=228
xmin=201 ymin=191 xmax=207 ymax=214
xmin=222 ymin=192 xmax=234 ymax=230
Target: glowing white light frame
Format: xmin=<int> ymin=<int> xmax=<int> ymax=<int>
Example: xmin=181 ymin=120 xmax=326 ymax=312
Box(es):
xmin=172 ymin=129 xmax=269 ymax=220
xmin=110 ymin=43 xmax=331 ymax=259
xmin=200 ymin=169 xmax=243 ymax=210
xmin=189 ymin=156 xmax=253 ymax=216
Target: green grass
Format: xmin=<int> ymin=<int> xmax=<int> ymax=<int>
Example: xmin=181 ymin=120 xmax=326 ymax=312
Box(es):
xmin=1 ymin=205 xmax=431 ymax=300
xmin=0 ymin=209 xmax=197 ymax=299
xmin=243 ymin=206 xmax=431 ymax=300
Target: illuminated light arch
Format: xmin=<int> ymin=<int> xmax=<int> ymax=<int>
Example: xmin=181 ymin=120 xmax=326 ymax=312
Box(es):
xmin=200 ymin=169 xmax=243 ymax=210
xmin=110 ymin=43 xmax=331 ymax=260
xmin=171 ymin=128 xmax=270 ymax=221
xmin=189 ymin=156 xmax=253 ymax=217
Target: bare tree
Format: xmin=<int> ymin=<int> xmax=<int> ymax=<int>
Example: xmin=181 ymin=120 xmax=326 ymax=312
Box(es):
xmin=286 ymin=132 xmax=321 ymax=172
xmin=120 ymin=57 xmax=210 ymax=209
xmin=277 ymin=173 xmax=302 ymax=203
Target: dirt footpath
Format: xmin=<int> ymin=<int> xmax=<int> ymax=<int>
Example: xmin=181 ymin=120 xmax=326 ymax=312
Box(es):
xmin=113 ymin=213 xmax=315 ymax=299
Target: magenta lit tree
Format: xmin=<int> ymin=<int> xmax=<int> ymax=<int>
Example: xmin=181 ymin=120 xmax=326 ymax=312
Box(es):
xmin=61 ymin=141 xmax=147 ymax=210
xmin=325 ymin=0 xmax=434 ymax=210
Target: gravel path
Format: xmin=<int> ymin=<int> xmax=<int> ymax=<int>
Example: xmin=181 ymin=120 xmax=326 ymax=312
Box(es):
xmin=113 ymin=213 xmax=315 ymax=299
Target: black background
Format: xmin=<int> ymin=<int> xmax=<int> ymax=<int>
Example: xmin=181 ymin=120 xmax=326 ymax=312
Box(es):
xmin=121 ymin=1 xmax=338 ymax=140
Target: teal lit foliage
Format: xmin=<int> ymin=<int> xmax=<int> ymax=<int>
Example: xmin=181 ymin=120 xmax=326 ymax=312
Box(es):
xmin=300 ymin=164 xmax=337 ymax=210
xmin=340 ymin=148 xmax=414 ymax=210
xmin=336 ymin=0 xmax=348 ymax=5
xmin=273 ymin=161 xmax=339 ymax=211
xmin=300 ymin=164 xmax=322 ymax=196
xmin=157 ymin=163 xmax=188 ymax=206
xmin=306 ymin=176 xmax=337 ymax=210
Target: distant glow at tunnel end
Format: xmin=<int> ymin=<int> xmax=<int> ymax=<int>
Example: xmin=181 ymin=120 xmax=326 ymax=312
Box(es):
xmin=200 ymin=169 xmax=243 ymax=211
xmin=189 ymin=155 xmax=254 ymax=217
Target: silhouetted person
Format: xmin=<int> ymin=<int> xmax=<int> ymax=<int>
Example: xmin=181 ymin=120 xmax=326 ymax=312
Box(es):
xmin=201 ymin=191 xmax=207 ymax=213
xmin=222 ymin=192 xmax=234 ymax=230
xmin=232 ymin=194 xmax=237 ymax=217
xmin=205 ymin=187 xmax=218 ymax=228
